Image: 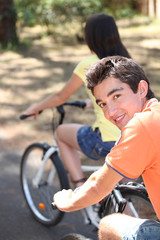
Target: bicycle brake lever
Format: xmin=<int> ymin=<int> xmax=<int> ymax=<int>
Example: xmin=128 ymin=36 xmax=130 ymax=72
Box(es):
xmin=51 ymin=202 xmax=57 ymax=210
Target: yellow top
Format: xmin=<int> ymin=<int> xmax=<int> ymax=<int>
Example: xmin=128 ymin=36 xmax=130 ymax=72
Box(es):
xmin=73 ymin=55 xmax=120 ymax=141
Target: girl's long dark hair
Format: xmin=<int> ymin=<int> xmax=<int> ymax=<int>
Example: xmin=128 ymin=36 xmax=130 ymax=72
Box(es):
xmin=85 ymin=13 xmax=131 ymax=59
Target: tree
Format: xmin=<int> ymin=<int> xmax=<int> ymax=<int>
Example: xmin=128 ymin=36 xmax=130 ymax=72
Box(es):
xmin=0 ymin=0 xmax=18 ymax=48
xmin=148 ymin=0 xmax=155 ymax=17
xmin=156 ymin=0 xmax=160 ymax=18
xmin=140 ymin=0 xmax=160 ymax=18
xmin=15 ymin=0 xmax=104 ymax=41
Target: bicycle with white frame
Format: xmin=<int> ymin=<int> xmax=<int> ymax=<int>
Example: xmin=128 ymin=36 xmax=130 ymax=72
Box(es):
xmin=20 ymin=100 xmax=157 ymax=230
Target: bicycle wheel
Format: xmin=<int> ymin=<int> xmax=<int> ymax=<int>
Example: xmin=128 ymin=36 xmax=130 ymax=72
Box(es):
xmin=20 ymin=142 xmax=70 ymax=226
xmin=61 ymin=233 xmax=92 ymax=240
xmin=101 ymin=187 xmax=158 ymax=221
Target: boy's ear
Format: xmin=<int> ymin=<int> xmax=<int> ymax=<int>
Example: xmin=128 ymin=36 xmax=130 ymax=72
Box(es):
xmin=138 ymin=80 xmax=148 ymax=98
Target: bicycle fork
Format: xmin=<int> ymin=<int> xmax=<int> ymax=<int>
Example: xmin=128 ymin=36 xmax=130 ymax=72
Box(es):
xmin=32 ymin=143 xmax=58 ymax=188
xmin=113 ymin=188 xmax=139 ymax=218
xmin=80 ymin=204 xmax=100 ymax=229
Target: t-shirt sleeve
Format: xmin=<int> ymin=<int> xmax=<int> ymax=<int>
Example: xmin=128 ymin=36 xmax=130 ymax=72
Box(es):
xmin=73 ymin=55 xmax=99 ymax=82
xmin=73 ymin=60 xmax=89 ymax=82
xmin=106 ymin=116 xmax=155 ymax=179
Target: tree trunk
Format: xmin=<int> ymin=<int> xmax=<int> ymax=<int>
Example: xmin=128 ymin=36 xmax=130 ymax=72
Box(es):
xmin=156 ymin=0 xmax=160 ymax=18
xmin=140 ymin=0 xmax=148 ymax=15
xmin=148 ymin=0 xmax=155 ymax=17
xmin=0 ymin=0 xmax=18 ymax=48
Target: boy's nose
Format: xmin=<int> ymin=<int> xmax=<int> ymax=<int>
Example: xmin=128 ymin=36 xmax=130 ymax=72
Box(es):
xmin=105 ymin=103 xmax=117 ymax=119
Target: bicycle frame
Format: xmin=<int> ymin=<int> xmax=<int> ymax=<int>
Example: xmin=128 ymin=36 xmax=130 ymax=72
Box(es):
xmin=32 ymin=144 xmax=58 ymax=188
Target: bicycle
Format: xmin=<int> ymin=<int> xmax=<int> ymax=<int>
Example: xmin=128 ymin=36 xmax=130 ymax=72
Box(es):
xmin=54 ymin=181 xmax=158 ymax=240
xmin=20 ymin=100 xmax=157 ymax=231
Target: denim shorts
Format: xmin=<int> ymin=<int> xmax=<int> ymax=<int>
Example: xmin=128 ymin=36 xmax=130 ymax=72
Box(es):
xmin=122 ymin=219 xmax=160 ymax=240
xmin=77 ymin=126 xmax=115 ymax=160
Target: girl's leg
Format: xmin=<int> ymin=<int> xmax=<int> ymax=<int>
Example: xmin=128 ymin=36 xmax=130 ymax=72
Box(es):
xmin=56 ymin=123 xmax=85 ymax=186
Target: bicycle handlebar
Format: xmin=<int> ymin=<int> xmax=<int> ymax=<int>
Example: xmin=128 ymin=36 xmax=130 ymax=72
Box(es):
xmin=63 ymin=100 xmax=86 ymax=108
xmin=20 ymin=111 xmax=43 ymax=120
xmin=116 ymin=182 xmax=147 ymax=194
xmin=19 ymin=100 xmax=86 ymax=120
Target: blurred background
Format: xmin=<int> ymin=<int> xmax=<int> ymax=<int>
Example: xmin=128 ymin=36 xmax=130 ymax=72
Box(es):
xmin=0 ymin=0 xmax=160 ymax=239
xmin=0 ymin=0 xmax=160 ymax=147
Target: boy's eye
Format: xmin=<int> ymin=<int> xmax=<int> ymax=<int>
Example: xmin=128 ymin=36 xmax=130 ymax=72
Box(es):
xmin=114 ymin=94 xmax=120 ymax=99
xmin=99 ymin=103 xmax=106 ymax=108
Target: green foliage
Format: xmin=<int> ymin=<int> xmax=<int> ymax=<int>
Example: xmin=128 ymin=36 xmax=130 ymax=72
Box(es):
xmin=15 ymin=0 xmax=40 ymax=26
xmin=14 ymin=0 xmax=141 ymax=42
xmin=102 ymin=0 xmax=139 ymax=19
xmin=15 ymin=0 xmax=141 ymax=28
xmin=15 ymin=0 xmax=104 ymax=28
xmin=52 ymin=0 xmax=104 ymax=23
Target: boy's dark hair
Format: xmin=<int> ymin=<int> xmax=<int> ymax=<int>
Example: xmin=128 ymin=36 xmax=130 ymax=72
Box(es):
xmin=86 ymin=56 xmax=154 ymax=100
xmin=85 ymin=13 xmax=130 ymax=59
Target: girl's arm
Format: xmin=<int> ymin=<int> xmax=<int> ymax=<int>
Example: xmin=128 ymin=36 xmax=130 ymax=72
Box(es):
xmin=21 ymin=73 xmax=83 ymax=118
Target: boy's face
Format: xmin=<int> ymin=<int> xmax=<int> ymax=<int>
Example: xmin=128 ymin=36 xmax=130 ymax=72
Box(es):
xmin=94 ymin=77 xmax=147 ymax=130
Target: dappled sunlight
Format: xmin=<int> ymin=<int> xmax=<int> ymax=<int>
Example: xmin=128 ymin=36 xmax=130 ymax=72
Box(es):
xmin=28 ymin=68 xmax=53 ymax=78
xmin=0 ymin=86 xmax=40 ymax=104
xmin=45 ymin=44 xmax=90 ymax=62
xmin=18 ymin=25 xmax=48 ymax=39
xmin=0 ymin=21 xmax=160 ymax=151
xmin=45 ymin=82 xmax=65 ymax=92
xmin=151 ymin=85 xmax=160 ymax=99
xmin=1 ymin=106 xmax=17 ymax=120
xmin=140 ymin=39 xmax=160 ymax=49
xmin=0 ymin=51 xmax=21 ymax=61
xmin=1 ymin=78 xmax=33 ymax=86
xmin=147 ymin=61 xmax=160 ymax=69
xmin=1 ymin=88 xmax=18 ymax=103
xmin=13 ymin=57 xmax=43 ymax=66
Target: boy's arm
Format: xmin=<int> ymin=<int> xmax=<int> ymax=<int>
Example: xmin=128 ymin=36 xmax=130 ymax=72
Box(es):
xmin=53 ymin=163 xmax=123 ymax=212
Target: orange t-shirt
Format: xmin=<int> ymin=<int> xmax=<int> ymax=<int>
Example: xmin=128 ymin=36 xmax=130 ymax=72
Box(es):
xmin=106 ymin=98 xmax=160 ymax=220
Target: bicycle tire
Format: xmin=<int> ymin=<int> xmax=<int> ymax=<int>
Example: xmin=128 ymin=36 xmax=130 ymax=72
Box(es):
xmin=20 ymin=142 xmax=70 ymax=226
xmin=101 ymin=187 xmax=158 ymax=221
xmin=61 ymin=233 xmax=92 ymax=240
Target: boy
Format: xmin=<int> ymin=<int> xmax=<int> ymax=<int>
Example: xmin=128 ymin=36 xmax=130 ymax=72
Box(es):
xmin=54 ymin=56 xmax=160 ymax=239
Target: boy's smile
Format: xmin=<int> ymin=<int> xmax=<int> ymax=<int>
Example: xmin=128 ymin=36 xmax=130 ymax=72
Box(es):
xmin=94 ymin=77 xmax=147 ymax=130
